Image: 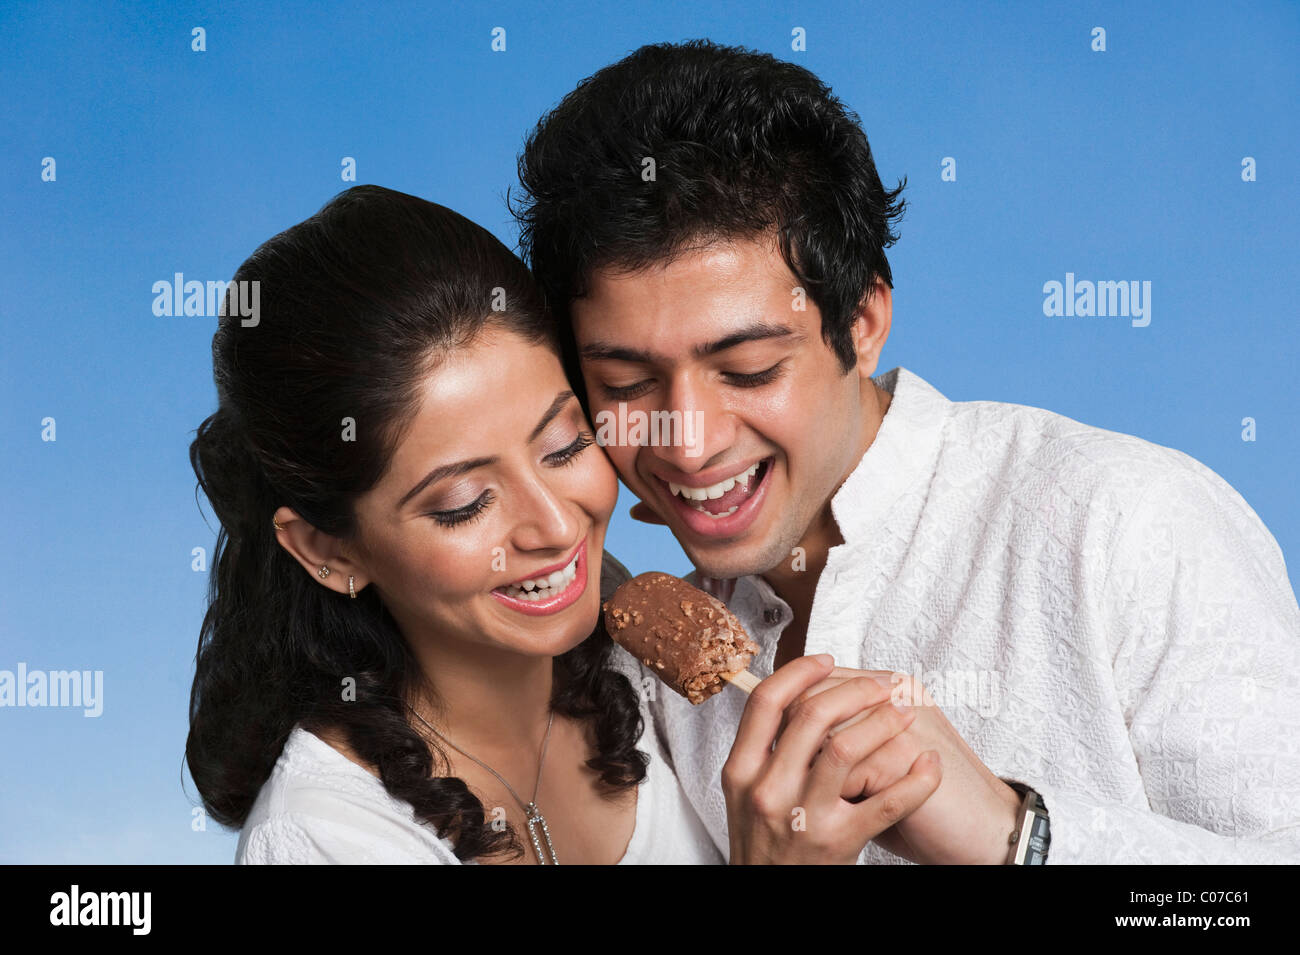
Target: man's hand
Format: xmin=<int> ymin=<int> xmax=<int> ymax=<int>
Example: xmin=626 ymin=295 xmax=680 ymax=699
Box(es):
xmin=721 ymin=655 xmax=943 ymax=864
xmin=791 ymin=667 xmax=1023 ymax=865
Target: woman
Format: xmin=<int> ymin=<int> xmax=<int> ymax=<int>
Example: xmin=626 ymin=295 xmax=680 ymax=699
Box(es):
xmin=187 ymin=185 xmax=935 ymax=864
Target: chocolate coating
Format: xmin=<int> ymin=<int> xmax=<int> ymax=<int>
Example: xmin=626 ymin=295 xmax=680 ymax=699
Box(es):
xmin=603 ymin=571 xmax=760 ymax=704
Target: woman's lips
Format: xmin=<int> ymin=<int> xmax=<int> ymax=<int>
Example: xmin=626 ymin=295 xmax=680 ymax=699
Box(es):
xmin=489 ymin=538 xmax=589 ymax=616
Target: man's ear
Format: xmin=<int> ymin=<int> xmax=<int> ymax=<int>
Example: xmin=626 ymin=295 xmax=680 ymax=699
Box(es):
xmin=628 ymin=500 xmax=668 ymax=526
xmin=849 ymin=278 xmax=892 ymax=379
xmin=272 ymin=506 xmax=369 ymax=597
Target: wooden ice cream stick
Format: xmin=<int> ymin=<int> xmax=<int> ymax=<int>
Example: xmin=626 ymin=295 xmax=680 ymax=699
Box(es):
xmin=721 ymin=669 xmax=761 ymax=693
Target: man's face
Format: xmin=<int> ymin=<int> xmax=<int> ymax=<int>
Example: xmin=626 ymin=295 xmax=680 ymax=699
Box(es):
xmin=572 ymin=232 xmax=883 ymax=580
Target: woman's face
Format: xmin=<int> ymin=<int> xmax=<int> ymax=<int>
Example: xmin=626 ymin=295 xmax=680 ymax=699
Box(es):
xmin=349 ymin=326 xmax=618 ymax=659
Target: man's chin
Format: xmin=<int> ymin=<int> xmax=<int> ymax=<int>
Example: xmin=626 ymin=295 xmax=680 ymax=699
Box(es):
xmin=680 ymin=539 xmax=786 ymax=583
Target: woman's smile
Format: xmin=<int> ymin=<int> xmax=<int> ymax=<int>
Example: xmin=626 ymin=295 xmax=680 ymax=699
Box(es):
xmin=490 ymin=536 xmax=589 ymax=615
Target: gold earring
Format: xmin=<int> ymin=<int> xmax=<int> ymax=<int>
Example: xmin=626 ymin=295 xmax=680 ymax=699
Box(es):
xmin=348 ymin=575 xmax=357 ymax=599
xmin=272 ymin=517 xmax=283 ymax=531
xmin=318 ymin=565 xmax=331 ymax=579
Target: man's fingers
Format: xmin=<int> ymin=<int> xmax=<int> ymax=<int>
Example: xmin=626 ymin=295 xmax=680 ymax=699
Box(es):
xmin=790 ymin=668 xmax=870 ymax=707
xmin=839 ymin=733 xmax=912 ymax=800
xmin=779 ymin=668 xmax=897 ymax=737
xmin=724 ymin=655 xmax=836 ymax=785
xmin=846 ymin=750 xmax=942 ymax=847
xmin=765 ymin=677 xmax=893 ymax=786
xmin=804 ymin=699 xmax=916 ymax=805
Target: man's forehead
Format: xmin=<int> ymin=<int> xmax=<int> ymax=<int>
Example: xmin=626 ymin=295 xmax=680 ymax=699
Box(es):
xmin=582 ymin=233 xmax=789 ymax=293
xmin=571 ymin=237 xmax=804 ymax=350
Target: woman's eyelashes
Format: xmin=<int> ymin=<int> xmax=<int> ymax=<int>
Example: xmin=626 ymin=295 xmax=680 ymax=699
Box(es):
xmin=430 ymin=489 xmax=495 ymax=528
xmin=601 ymin=361 xmax=786 ymax=400
xmin=426 ymin=431 xmax=595 ymax=527
xmin=546 ymin=429 xmax=594 ymax=466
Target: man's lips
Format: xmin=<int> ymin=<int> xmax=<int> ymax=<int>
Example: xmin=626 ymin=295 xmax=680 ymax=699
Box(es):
xmin=653 ymin=457 xmax=774 ymax=538
xmin=649 ymin=458 xmax=768 ymax=491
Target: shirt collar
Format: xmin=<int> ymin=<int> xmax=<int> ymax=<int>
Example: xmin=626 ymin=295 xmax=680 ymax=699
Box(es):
xmin=830 ymin=366 xmax=950 ymax=543
xmin=705 ymin=366 xmax=950 ymax=612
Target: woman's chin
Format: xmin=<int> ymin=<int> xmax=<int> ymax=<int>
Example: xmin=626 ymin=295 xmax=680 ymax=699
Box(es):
xmin=477 ymin=595 xmax=602 ymax=659
xmin=548 ymin=600 xmax=604 ymax=657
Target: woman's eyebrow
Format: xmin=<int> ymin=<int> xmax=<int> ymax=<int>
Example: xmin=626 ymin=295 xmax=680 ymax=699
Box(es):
xmin=398 ymin=455 xmax=497 ymax=511
xmin=396 ymin=390 xmax=575 ymax=511
xmin=529 ymin=390 xmax=575 ymax=442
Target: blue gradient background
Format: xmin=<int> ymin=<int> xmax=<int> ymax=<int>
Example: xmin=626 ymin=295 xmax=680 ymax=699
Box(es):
xmin=1 ymin=1 xmax=1296 ymax=862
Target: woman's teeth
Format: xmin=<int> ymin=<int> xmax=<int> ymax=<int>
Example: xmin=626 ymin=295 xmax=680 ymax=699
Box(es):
xmin=500 ymin=551 xmax=580 ymax=600
xmin=667 ymin=461 xmax=761 ymax=517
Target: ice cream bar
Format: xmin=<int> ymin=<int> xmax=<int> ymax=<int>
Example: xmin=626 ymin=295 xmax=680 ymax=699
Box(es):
xmin=603 ymin=571 xmax=761 ymax=703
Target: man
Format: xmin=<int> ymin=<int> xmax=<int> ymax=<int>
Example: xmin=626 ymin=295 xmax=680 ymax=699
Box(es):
xmin=513 ymin=39 xmax=1300 ymax=863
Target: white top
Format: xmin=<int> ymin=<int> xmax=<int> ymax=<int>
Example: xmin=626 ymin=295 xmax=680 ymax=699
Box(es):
xmin=630 ymin=366 xmax=1300 ymax=864
xmin=235 ymin=554 xmax=723 ymax=865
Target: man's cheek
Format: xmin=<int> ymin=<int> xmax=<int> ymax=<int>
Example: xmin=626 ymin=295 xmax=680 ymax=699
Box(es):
xmin=601 ymin=443 xmax=641 ymax=489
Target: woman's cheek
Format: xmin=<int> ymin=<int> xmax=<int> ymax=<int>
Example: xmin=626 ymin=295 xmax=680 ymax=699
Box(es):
xmin=583 ymin=445 xmax=620 ymax=521
xmin=410 ymin=527 xmax=496 ymax=599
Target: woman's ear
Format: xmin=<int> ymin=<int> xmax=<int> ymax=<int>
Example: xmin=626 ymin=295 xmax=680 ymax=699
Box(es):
xmin=850 ymin=278 xmax=892 ymax=379
xmin=272 ymin=506 xmax=368 ymax=596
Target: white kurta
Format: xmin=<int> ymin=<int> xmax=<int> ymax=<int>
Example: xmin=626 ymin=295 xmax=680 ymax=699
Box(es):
xmin=625 ymin=365 xmax=1300 ymax=864
xmin=235 ymin=553 xmax=723 ymax=865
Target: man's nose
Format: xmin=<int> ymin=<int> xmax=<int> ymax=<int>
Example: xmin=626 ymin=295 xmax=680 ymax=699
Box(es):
xmin=647 ymin=373 xmax=734 ymax=476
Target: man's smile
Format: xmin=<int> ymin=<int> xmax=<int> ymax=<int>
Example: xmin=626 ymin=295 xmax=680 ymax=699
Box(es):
xmin=651 ymin=456 xmax=774 ymax=538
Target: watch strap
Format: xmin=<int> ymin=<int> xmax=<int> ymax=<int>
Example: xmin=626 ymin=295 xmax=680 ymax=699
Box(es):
xmin=1005 ymin=781 xmax=1051 ymax=865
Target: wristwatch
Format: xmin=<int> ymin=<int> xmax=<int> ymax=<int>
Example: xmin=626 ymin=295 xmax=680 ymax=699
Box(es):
xmin=1005 ymin=781 xmax=1051 ymax=865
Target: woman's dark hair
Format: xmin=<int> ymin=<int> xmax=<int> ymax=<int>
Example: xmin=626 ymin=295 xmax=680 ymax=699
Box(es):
xmin=512 ymin=38 xmax=906 ymax=374
xmin=187 ymin=184 xmax=647 ymax=862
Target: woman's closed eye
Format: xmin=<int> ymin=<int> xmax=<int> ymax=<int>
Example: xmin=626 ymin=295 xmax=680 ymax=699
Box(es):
xmin=426 ymin=432 xmax=594 ymax=528
xmin=428 ymin=489 xmax=495 ymax=528
xmin=546 ymin=430 xmax=595 ymax=466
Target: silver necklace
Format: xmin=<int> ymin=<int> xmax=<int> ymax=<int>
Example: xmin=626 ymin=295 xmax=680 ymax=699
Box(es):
xmin=406 ymin=703 xmax=559 ymax=865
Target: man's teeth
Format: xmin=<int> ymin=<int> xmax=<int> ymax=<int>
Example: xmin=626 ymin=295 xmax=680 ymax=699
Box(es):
xmin=501 ymin=551 xmax=580 ymax=600
xmin=694 ymin=505 xmax=739 ymax=520
xmin=667 ymin=462 xmax=761 ymax=512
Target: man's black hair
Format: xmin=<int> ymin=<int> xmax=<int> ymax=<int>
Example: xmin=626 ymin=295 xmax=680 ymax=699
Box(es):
xmin=511 ymin=38 xmax=906 ymax=372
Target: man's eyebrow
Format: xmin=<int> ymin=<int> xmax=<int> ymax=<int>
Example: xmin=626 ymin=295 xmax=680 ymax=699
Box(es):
xmin=579 ymin=322 xmax=800 ymax=364
xmin=696 ymin=322 xmax=800 ymax=357
xmin=396 ymin=390 xmax=576 ymax=511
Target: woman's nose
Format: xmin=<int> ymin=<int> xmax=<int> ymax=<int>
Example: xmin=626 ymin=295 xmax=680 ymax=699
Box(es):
xmin=509 ymin=476 xmax=580 ymax=555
